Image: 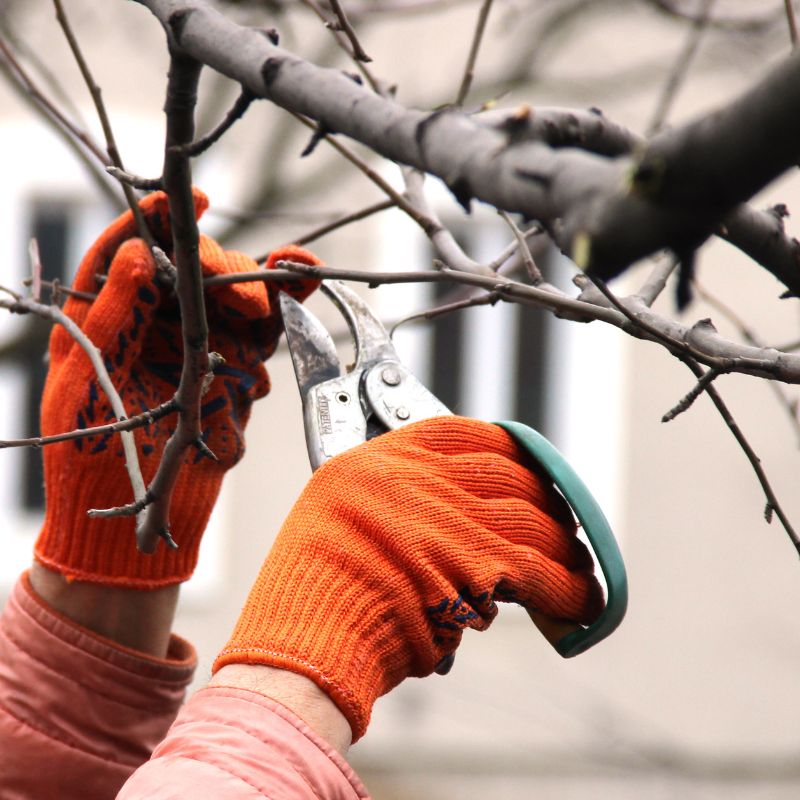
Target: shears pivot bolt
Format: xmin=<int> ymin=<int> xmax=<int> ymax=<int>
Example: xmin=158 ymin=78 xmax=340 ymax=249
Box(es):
xmin=381 ymin=367 xmax=401 ymax=386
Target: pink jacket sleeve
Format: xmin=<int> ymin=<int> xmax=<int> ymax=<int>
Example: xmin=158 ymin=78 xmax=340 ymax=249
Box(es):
xmin=118 ymin=687 xmax=370 ymax=799
xmin=0 ymin=574 xmax=196 ymax=799
xmin=1 ymin=574 xmax=371 ymax=799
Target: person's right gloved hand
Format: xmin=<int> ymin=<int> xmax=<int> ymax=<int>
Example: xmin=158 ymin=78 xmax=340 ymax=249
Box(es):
xmin=215 ymin=415 xmax=604 ymax=742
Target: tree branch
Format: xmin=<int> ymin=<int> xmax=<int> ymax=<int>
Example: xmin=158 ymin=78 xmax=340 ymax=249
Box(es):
xmin=133 ymin=49 xmax=207 ymax=554
xmin=0 ymin=293 xmax=148 ymax=517
xmin=0 ymin=399 xmax=178 ymax=450
xmin=135 ymin=0 xmax=800 ymax=293
xmin=454 ymin=0 xmax=493 ymax=106
xmin=53 ymin=0 xmax=155 ymax=247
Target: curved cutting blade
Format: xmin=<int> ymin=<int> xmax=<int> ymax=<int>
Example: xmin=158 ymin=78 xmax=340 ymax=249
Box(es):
xmin=279 ymin=292 xmax=342 ymax=400
xmin=321 ymin=281 xmax=399 ymax=370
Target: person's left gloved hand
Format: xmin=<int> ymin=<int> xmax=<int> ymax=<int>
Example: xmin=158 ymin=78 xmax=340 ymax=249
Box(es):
xmin=35 ymin=189 xmax=321 ymax=588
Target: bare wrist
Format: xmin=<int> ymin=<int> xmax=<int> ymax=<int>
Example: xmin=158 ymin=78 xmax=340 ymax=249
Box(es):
xmin=28 ymin=562 xmax=179 ymax=658
xmin=210 ymin=664 xmax=352 ymax=755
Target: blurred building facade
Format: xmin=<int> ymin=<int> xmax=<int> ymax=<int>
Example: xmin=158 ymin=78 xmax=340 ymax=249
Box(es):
xmin=2 ymin=2 xmax=800 ymax=798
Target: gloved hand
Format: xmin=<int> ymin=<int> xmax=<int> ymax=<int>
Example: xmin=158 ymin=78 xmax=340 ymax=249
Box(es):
xmin=35 ymin=189 xmax=321 ymax=588
xmin=214 ymin=416 xmax=604 ymax=741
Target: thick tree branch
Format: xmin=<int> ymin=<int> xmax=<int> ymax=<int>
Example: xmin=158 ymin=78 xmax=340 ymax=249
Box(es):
xmin=135 ymin=0 xmax=800 ymax=294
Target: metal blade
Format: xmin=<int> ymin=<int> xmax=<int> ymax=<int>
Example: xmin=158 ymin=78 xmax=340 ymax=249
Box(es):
xmin=279 ymin=292 xmax=342 ymax=400
xmin=321 ymin=281 xmax=399 ymax=371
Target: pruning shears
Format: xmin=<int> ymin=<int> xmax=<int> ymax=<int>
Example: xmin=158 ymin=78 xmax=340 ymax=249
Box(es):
xmin=279 ymin=281 xmax=628 ymax=657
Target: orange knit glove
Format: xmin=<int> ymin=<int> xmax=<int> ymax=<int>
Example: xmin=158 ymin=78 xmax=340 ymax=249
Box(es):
xmin=214 ymin=416 xmax=604 ymax=740
xmin=35 ymin=189 xmax=321 ymax=588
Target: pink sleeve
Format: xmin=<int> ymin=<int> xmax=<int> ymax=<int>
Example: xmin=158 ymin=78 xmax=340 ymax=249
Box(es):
xmin=0 ymin=574 xmax=196 ymax=799
xmin=118 ymin=686 xmax=371 ymax=799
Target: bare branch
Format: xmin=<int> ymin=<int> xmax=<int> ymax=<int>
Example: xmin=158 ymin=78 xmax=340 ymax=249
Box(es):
xmin=178 ymin=87 xmax=255 ymax=156
xmin=0 ymin=399 xmax=179 ymax=450
xmin=647 ymin=0 xmax=716 ymax=136
xmin=292 ymin=198 xmax=394 ymax=246
xmin=586 ymin=278 xmax=799 ymax=553
xmin=454 ymin=0 xmax=493 ymax=107
xmin=498 ymin=210 xmax=542 ymax=284
xmin=685 ymin=358 xmax=800 ymax=556
xmin=28 ymin=240 xmax=43 ymax=303
xmin=0 ymin=36 xmax=124 ymax=209
xmin=390 ymin=289 xmax=500 ymax=335
xmin=133 ymin=52 xmax=207 ymax=554
xmin=298 ymin=0 xmax=381 ymax=91
xmin=274 ymin=260 xmax=800 ymax=382
xmin=23 ymin=278 xmax=99 ymax=303
xmin=327 ymin=0 xmax=372 ymax=62
xmin=785 ymin=0 xmax=799 ymax=46
xmin=53 ymin=0 xmax=155 ymax=247
xmin=106 ymin=166 xmax=163 ymax=191
xmin=693 ymin=279 xmax=800 ymax=446
xmin=136 ymin=1 xmax=800 ymax=293
xmin=661 ymin=367 xmax=720 ymax=422
xmin=291 ymin=112 xmax=452 ymax=246
xmin=401 ymin=168 xmax=487 ymax=273
xmin=0 ymin=294 xmax=148 ymax=517
xmin=634 ymin=255 xmax=680 ymax=307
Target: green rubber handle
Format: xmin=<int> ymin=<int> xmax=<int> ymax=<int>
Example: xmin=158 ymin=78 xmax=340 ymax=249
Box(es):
xmin=495 ymin=421 xmax=628 ymax=657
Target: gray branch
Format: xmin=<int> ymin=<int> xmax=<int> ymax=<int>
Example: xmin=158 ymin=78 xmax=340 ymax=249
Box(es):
xmin=137 ymin=0 xmax=800 ymax=294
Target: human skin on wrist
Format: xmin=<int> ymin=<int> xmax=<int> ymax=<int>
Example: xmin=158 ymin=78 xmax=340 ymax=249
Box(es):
xmin=28 ymin=561 xmax=179 ymax=659
xmin=210 ymin=664 xmax=352 ymax=755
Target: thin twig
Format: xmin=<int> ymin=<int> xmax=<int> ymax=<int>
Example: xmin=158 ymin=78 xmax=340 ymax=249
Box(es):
xmin=23 ymin=278 xmax=98 ymax=303
xmin=455 ymin=0 xmax=494 ymax=106
xmin=178 ymin=87 xmax=255 ymax=156
xmin=291 ymin=112 xmax=444 ymax=240
xmin=400 ymin=167 xmax=487 ymax=273
xmin=0 ymin=51 xmax=123 ymax=210
xmin=0 ymin=294 xmax=148 ymax=515
xmin=28 ymin=239 xmax=43 ymax=303
xmin=498 ymin=210 xmax=542 ymax=284
xmin=489 ymin=224 xmax=544 ymax=273
xmin=661 ymin=367 xmax=720 ymax=422
xmin=785 ymin=0 xmax=799 ymax=46
xmin=0 ymin=37 xmax=110 ymax=167
xmin=294 ymin=198 xmax=395 ymax=246
xmin=0 ymin=399 xmax=179 ymax=449
xmin=327 ymin=0 xmax=372 ymax=62
xmin=586 ymin=276 xmax=753 ymax=377
xmin=684 ymin=358 xmax=800 ymax=555
xmin=587 ymin=278 xmax=799 ymax=553
xmin=635 ymin=255 xmax=681 ymax=307
xmin=647 ymin=0 xmax=716 ymax=135
xmin=694 ymin=279 xmax=800 ymax=446
xmin=390 ymin=289 xmax=501 ymax=335
xmin=298 ymin=0 xmax=381 ymax=91
xmin=105 ymin=166 xmax=163 ymax=191
xmin=52 ymin=0 xmax=154 ymax=247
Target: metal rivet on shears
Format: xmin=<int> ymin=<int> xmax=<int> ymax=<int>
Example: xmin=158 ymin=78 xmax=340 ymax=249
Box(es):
xmin=395 ymin=406 xmax=410 ymax=420
xmin=381 ymin=367 xmax=401 ymax=386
